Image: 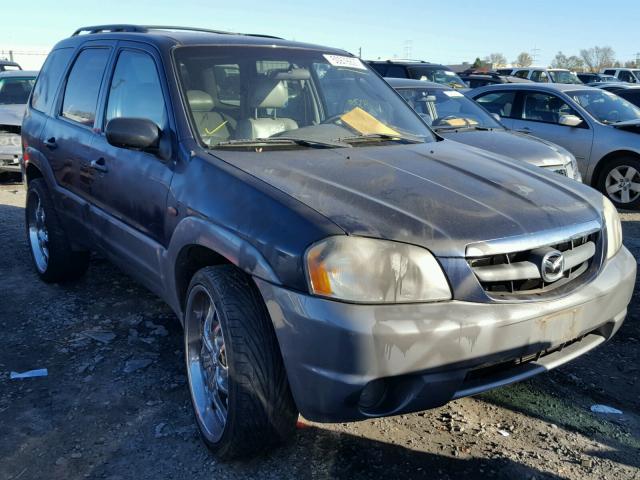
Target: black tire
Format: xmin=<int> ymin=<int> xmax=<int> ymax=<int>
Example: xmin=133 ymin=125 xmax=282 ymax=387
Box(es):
xmin=25 ymin=178 xmax=89 ymax=282
xmin=596 ymin=156 xmax=640 ymax=210
xmin=184 ymin=265 xmax=298 ymax=459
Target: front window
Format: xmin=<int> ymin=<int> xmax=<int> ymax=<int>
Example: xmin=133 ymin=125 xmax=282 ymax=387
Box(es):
xmin=569 ymin=90 xmax=640 ymax=124
xmin=406 ymin=67 xmax=467 ymax=89
xmin=397 ymin=87 xmax=502 ymax=130
xmin=548 ymin=71 xmax=582 ymax=84
xmin=174 ymin=46 xmax=435 ymax=149
xmin=0 ymin=76 xmax=36 ymax=105
xmin=521 ymin=92 xmax=580 ymax=124
xmin=632 ymin=70 xmax=640 ymax=82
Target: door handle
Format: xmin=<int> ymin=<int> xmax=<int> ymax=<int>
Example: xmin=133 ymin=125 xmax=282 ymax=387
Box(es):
xmin=516 ymin=127 xmax=531 ymax=134
xmin=90 ymin=157 xmax=108 ymax=173
xmin=44 ymin=137 xmax=57 ymax=149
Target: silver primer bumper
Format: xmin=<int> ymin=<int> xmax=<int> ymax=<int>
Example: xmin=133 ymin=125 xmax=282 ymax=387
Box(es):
xmin=256 ymin=246 xmax=636 ymax=422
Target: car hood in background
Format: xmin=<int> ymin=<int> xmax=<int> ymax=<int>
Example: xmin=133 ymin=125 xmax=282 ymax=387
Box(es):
xmin=211 ymin=141 xmax=603 ymax=257
xmin=436 ymin=128 xmax=569 ymax=168
xmin=0 ymin=104 xmax=26 ymax=127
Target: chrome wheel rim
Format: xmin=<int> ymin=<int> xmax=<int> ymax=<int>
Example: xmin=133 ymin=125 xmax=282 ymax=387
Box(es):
xmin=185 ymin=285 xmax=229 ymax=443
xmin=27 ymin=191 xmax=49 ymax=273
xmin=606 ymin=165 xmax=640 ymax=204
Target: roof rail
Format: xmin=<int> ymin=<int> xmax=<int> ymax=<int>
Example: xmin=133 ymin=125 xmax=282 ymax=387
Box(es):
xmin=71 ymin=24 xmax=282 ymax=39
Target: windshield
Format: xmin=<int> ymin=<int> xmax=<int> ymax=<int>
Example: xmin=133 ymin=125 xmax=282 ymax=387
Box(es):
xmin=173 ymin=46 xmax=435 ymax=149
xmin=570 ymin=89 xmax=640 ymax=124
xmin=0 ymin=76 xmax=35 ymax=105
xmin=396 ymin=87 xmax=502 ymax=130
xmin=406 ymin=67 xmax=467 ymax=89
xmin=548 ymin=71 xmax=582 ymax=84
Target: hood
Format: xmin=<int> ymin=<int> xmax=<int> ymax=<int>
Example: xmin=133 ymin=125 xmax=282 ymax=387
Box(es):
xmin=612 ymin=119 xmax=640 ymax=133
xmin=0 ymin=104 xmax=26 ymax=127
xmin=436 ymin=129 xmax=569 ymax=168
xmin=210 ymin=140 xmax=603 ymax=257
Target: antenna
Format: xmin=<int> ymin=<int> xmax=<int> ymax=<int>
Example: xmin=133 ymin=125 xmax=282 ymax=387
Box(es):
xmin=531 ymin=46 xmax=541 ymax=65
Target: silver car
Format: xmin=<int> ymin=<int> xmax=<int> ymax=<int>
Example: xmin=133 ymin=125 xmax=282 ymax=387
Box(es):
xmin=470 ymin=83 xmax=640 ymax=208
xmin=0 ymin=70 xmax=37 ymax=175
xmin=386 ymin=78 xmax=581 ymax=181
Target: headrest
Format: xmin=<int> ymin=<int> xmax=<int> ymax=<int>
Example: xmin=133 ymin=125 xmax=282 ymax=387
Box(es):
xmin=250 ymin=79 xmax=289 ymax=109
xmin=187 ymin=90 xmax=214 ymax=112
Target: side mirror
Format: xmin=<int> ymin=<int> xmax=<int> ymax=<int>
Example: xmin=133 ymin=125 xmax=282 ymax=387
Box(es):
xmin=492 ymin=113 xmax=501 ymax=122
xmin=106 ymin=117 xmax=160 ymax=151
xmin=558 ymin=114 xmax=583 ymax=127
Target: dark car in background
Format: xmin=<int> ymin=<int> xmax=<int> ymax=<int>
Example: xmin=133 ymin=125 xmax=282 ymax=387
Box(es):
xmin=0 ymin=60 xmax=22 ymax=72
xmin=0 ymin=70 xmax=37 ymax=175
xmin=616 ymin=87 xmax=640 ymax=109
xmin=577 ymin=72 xmax=620 ymax=84
xmin=387 ymin=77 xmax=581 ymax=180
xmin=368 ymin=59 xmax=467 ymax=88
xmin=460 ymin=71 xmax=533 ymax=88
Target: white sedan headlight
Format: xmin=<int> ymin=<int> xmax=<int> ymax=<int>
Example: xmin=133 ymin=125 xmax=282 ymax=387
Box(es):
xmin=305 ymin=236 xmax=451 ymax=303
xmin=603 ymin=196 xmax=622 ymax=260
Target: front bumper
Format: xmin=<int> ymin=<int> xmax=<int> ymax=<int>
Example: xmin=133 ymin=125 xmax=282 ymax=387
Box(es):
xmin=256 ymin=246 xmax=636 ymax=422
xmin=0 ymin=153 xmax=22 ymax=172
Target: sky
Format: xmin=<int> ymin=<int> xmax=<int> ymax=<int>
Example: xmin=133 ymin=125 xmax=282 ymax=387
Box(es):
xmin=2 ymin=0 xmax=639 ymax=69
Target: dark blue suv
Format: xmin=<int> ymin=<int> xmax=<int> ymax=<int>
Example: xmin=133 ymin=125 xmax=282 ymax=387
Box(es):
xmin=21 ymin=25 xmax=635 ymax=459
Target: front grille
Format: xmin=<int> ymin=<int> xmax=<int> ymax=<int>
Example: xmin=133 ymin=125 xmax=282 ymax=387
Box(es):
xmin=468 ymin=232 xmax=600 ymax=297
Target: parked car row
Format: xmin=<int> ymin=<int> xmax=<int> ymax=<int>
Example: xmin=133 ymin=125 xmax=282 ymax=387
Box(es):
xmin=14 ymin=25 xmax=638 ymax=461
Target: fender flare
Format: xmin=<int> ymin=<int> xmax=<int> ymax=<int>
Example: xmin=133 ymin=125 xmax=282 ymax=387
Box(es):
xmin=162 ymin=215 xmax=282 ymax=318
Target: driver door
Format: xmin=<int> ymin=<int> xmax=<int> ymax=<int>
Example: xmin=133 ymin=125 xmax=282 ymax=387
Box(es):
xmin=509 ymin=91 xmax=593 ymax=171
xmin=89 ymin=43 xmax=175 ymax=293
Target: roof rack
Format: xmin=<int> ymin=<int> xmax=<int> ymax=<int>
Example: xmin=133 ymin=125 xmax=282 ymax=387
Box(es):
xmin=71 ymin=24 xmax=282 ymax=40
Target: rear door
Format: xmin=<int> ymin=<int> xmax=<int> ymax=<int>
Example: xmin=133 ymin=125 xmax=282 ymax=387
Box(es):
xmin=39 ymin=43 xmax=114 ymax=238
xmin=509 ymin=90 xmax=594 ymax=171
xmin=88 ymin=42 xmax=175 ymax=292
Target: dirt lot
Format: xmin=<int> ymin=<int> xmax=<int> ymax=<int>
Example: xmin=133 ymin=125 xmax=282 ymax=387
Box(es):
xmin=0 ymin=180 xmax=639 ymax=480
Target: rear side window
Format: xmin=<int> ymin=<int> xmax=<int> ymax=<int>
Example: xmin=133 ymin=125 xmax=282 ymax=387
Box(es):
xmin=61 ymin=48 xmax=110 ymax=126
xmin=386 ymin=65 xmax=407 ymax=78
xmin=369 ymin=63 xmax=388 ymax=76
xmin=603 ymin=69 xmax=616 ymax=76
xmin=475 ymin=91 xmax=517 ymax=118
xmin=105 ymin=50 xmax=167 ymax=129
xmin=514 ymin=70 xmax=530 ymax=79
xmin=31 ymin=48 xmax=74 ymax=113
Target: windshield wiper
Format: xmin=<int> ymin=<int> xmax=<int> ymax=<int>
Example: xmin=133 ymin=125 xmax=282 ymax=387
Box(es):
xmin=337 ymin=133 xmax=423 ymax=145
xmin=433 ymin=125 xmax=492 ymax=132
xmin=212 ymin=137 xmax=345 ymax=149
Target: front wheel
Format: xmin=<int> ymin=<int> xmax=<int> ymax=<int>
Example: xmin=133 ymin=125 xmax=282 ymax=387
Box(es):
xmin=184 ymin=265 xmax=298 ymax=459
xmin=597 ymin=157 xmax=640 ymax=209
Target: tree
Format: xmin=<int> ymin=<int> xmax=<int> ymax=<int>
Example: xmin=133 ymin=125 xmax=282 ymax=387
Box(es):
xmin=472 ymin=57 xmax=486 ymax=69
xmin=484 ymin=52 xmax=507 ymax=68
xmin=551 ymin=51 xmax=584 ymax=71
xmin=625 ymin=60 xmax=638 ymax=68
xmin=514 ymin=52 xmax=533 ymax=67
xmin=579 ymin=46 xmax=616 ymax=72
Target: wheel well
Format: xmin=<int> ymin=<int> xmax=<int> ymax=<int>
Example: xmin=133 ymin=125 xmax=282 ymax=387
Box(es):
xmin=591 ymin=150 xmax=640 ymax=187
xmin=175 ymin=245 xmax=232 ymax=310
xmin=25 ymin=163 xmax=43 ymax=183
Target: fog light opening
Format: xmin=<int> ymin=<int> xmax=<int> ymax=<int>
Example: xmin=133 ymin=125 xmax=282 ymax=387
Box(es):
xmin=359 ymin=378 xmax=388 ymax=411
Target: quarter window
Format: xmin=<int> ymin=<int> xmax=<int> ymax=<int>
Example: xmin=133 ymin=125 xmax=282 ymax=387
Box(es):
xmin=105 ymin=50 xmax=167 ymax=129
xmin=61 ymin=48 xmax=110 ymax=126
xmin=386 ymin=65 xmax=407 ymax=78
xmin=521 ymin=92 xmax=579 ymax=124
xmin=31 ymin=48 xmax=74 ymax=113
xmin=514 ymin=70 xmax=530 ymax=79
xmin=474 ymin=91 xmax=517 ymax=118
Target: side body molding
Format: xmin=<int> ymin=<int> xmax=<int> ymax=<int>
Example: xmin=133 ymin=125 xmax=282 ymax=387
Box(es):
xmin=162 ymin=215 xmax=282 ymax=320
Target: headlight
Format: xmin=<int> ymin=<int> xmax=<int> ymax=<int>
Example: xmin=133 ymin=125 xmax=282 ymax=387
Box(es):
xmin=305 ymin=236 xmax=451 ymax=303
xmin=603 ymin=196 xmax=622 ymax=260
xmin=563 ymin=152 xmax=582 ymax=182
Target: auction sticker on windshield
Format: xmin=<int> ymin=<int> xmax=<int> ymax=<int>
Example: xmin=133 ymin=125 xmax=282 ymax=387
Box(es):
xmin=323 ymin=54 xmax=367 ymax=70
xmin=443 ymin=90 xmax=464 ymax=98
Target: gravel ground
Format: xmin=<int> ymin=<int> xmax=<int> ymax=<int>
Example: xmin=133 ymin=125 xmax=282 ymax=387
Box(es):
xmin=1 ymin=179 xmax=639 ymax=480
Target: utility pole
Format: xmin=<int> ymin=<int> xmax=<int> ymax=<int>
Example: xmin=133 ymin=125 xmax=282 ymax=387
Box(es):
xmin=531 ymin=46 xmax=541 ymax=65
xmin=9 ymin=50 xmax=14 ymax=62
xmin=403 ymin=40 xmax=412 ymax=60
xmin=358 ymin=47 xmax=362 ymax=59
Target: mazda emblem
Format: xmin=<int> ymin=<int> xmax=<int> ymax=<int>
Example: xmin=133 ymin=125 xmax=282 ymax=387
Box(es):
xmin=541 ymin=250 xmax=565 ymax=283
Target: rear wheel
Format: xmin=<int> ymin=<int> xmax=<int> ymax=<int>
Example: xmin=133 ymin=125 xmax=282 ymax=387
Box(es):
xmin=597 ymin=157 xmax=640 ymax=209
xmin=184 ymin=265 xmax=297 ymax=459
xmin=26 ymin=179 xmax=89 ymax=282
